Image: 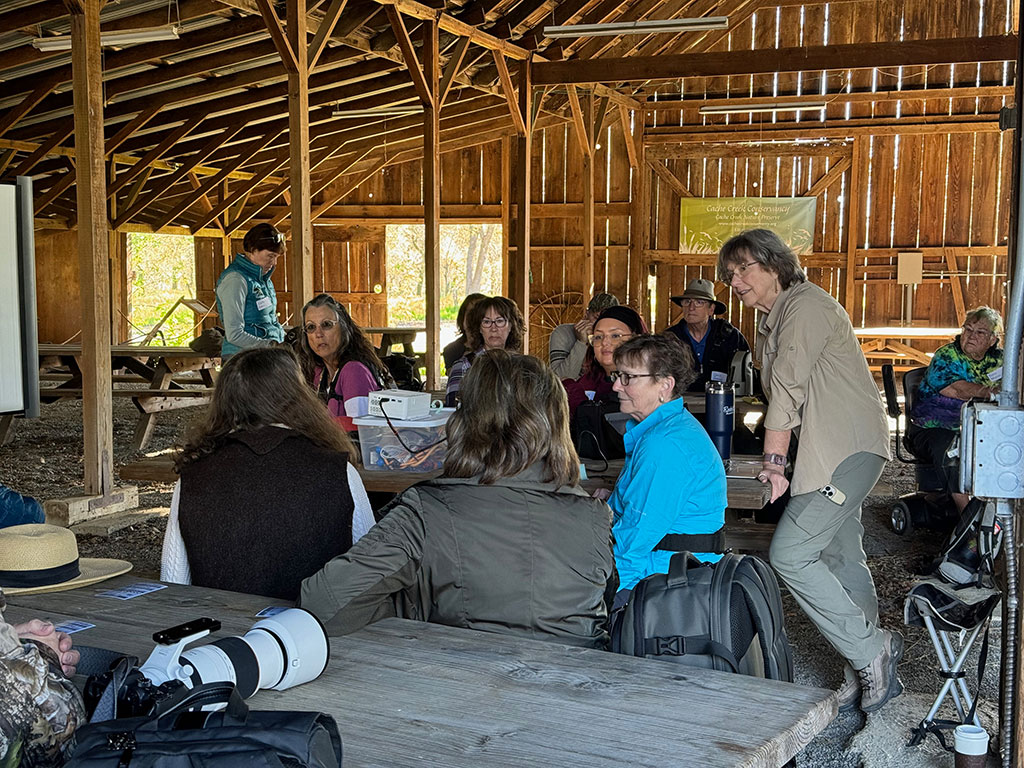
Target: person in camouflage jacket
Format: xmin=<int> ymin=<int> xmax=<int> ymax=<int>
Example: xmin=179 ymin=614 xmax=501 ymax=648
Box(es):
xmin=0 ymin=589 xmax=85 ymax=768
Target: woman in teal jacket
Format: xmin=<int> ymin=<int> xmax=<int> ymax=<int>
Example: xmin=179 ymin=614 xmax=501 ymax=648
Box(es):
xmin=607 ymin=334 xmax=727 ymax=601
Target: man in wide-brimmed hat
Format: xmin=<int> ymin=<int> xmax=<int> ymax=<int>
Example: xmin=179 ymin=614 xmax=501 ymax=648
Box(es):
xmin=664 ymin=278 xmax=749 ymax=392
xmin=0 ymin=524 xmax=132 ymax=766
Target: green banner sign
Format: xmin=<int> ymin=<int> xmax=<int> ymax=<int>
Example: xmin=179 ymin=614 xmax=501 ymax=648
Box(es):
xmin=679 ymin=197 xmax=817 ymax=255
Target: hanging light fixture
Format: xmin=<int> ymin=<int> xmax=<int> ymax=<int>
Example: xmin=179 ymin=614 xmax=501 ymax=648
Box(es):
xmin=543 ymin=16 xmax=728 ymax=39
xmin=32 ymin=24 xmax=180 ymax=51
xmin=332 ymin=106 xmax=423 ymax=118
xmin=699 ymin=100 xmax=827 ymax=115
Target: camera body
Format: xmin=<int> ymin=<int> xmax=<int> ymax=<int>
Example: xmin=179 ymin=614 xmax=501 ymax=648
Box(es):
xmin=85 ymin=609 xmax=329 ymax=719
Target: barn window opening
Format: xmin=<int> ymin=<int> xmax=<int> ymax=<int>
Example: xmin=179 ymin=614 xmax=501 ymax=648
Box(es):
xmin=126 ymin=233 xmax=197 ymax=346
xmin=385 ymin=223 xmax=504 ymax=374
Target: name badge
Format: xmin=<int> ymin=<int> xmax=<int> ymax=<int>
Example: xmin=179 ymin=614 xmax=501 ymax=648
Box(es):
xmin=256 ymin=296 xmax=272 ymax=311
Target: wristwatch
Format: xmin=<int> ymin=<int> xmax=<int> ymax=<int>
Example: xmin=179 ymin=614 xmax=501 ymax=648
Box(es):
xmin=763 ymin=452 xmax=787 ymax=467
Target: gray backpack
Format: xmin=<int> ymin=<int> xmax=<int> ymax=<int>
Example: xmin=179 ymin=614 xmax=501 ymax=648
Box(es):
xmin=610 ymin=552 xmax=794 ymax=681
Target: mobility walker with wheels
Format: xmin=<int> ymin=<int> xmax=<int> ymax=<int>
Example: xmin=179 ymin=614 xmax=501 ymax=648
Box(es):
xmin=880 ymin=364 xmax=959 ymax=535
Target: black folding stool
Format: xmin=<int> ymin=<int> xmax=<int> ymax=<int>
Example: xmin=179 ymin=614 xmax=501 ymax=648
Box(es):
xmin=905 ymin=577 xmax=1001 ymax=748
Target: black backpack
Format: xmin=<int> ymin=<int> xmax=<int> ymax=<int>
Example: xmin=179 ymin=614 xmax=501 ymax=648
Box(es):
xmin=571 ymin=395 xmax=625 ymax=460
xmin=382 ymin=353 xmax=423 ymax=392
xmin=67 ymin=682 xmax=343 ymax=767
xmin=610 ymin=552 xmax=794 ymax=681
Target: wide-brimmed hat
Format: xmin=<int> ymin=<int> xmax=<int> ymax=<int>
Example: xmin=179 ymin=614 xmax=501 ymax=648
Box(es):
xmin=0 ymin=524 xmax=132 ymax=596
xmin=669 ymin=278 xmax=727 ymax=314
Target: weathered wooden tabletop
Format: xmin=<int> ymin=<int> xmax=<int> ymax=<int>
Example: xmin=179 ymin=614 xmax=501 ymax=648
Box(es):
xmin=5 ymin=577 xmax=835 ymax=768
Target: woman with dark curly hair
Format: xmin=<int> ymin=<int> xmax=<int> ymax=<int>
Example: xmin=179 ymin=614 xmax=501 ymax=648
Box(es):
xmin=301 ymin=350 xmax=615 ymax=648
xmin=161 ymin=347 xmax=374 ymax=600
xmin=297 ymin=293 xmax=393 ymax=434
xmin=444 ymin=296 xmax=525 ymax=407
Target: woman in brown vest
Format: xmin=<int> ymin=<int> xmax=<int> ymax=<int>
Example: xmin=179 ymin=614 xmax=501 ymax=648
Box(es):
xmin=160 ymin=347 xmax=375 ymax=600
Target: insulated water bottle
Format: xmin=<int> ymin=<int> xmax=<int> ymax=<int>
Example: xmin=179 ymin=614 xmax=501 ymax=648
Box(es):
xmin=705 ymin=381 xmax=734 ymax=461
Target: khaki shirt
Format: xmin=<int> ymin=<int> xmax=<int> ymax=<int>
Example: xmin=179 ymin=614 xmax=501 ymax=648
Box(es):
xmin=757 ymin=282 xmax=890 ymax=495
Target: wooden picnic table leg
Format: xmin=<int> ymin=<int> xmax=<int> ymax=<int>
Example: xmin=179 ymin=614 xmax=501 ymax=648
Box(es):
xmin=199 ymin=366 xmax=217 ymax=387
xmin=131 ymin=362 xmax=174 ymax=451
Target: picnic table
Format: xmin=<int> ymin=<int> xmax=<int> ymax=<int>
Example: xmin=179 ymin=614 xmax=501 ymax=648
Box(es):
xmin=362 ymin=326 xmax=426 ymax=358
xmin=4 ymin=576 xmax=836 ymax=767
xmin=853 ymin=326 xmax=959 ymax=372
xmin=37 ymin=343 xmax=218 ymax=451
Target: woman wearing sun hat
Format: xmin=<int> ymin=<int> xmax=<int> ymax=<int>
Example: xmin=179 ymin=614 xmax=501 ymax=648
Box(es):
xmin=664 ymin=278 xmax=749 ymax=392
xmin=0 ymin=523 xmax=132 ymax=766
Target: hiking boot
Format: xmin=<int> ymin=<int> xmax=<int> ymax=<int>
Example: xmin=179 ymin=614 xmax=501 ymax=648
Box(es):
xmin=857 ymin=630 xmax=904 ymax=713
xmin=836 ymin=663 xmax=860 ymax=713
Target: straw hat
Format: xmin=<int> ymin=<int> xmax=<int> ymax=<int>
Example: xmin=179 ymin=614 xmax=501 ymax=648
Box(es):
xmin=0 ymin=524 xmax=132 ymax=596
xmin=669 ymin=278 xmax=727 ymax=314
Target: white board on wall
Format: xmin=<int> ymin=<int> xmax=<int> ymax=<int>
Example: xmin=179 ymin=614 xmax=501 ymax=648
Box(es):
xmin=0 ymin=184 xmax=24 ymax=412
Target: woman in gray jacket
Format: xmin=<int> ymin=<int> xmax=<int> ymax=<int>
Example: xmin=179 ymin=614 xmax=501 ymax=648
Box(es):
xmin=301 ymin=350 xmax=616 ymax=649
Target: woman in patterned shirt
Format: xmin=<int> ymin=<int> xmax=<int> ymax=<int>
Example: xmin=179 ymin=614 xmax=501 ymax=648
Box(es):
xmin=909 ymin=305 xmax=1003 ymax=513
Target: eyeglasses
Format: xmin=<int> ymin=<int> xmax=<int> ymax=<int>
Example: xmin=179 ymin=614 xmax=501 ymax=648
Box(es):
xmin=481 ymin=317 xmax=508 ymax=328
xmin=610 ymin=370 xmax=657 ymax=386
xmin=962 ymin=325 xmax=995 ymax=338
xmin=723 ymin=260 xmax=759 ymax=283
xmin=589 ymin=332 xmax=633 ymax=346
xmin=679 ymin=298 xmax=711 ymax=307
xmin=304 ymin=320 xmax=338 ymax=334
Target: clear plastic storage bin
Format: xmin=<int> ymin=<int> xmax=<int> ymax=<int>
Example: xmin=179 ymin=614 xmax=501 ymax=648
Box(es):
xmin=353 ymin=409 xmax=454 ymax=472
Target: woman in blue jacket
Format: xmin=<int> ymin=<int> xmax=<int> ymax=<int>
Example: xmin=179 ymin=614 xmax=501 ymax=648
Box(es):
xmin=607 ymin=334 xmax=727 ymax=604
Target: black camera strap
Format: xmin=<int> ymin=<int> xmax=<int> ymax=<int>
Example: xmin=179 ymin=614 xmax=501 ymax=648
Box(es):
xmin=77 ymin=647 xmax=139 ymax=723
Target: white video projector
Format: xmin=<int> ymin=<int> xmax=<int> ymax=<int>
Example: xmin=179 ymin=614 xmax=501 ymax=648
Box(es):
xmin=368 ymin=389 xmax=433 ymax=420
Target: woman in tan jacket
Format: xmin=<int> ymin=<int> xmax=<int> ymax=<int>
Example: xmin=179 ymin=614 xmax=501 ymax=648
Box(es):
xmin=300 ymin=350 xmax=616 ymax=649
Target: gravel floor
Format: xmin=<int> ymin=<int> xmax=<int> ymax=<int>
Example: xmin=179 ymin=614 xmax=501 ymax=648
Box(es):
xmin=0 ymin=399 xmax=1005 ymax=767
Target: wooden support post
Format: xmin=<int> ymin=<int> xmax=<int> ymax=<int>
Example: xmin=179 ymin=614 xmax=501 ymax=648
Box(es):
xmin=629 ymin=116 xmax=650 ymax=322
xmin=69 ymin=0 xmax=114 ymax=498
xmin=582 ymin=92 xmax=594 ymax=299
xmin=288 ymin=0 xmax=314 ymax=312
xmin=501 ymin=136 xmax=510 ymax=297
xmin=422 ymin=17 xmax=441 ymax=391
xmin=108 ymin=229 xmax=128 ymax=343
xmin=510 ymin=57 xmax=532 ymax=344
xmin=844 ymin=137 xmax=868 ymax=315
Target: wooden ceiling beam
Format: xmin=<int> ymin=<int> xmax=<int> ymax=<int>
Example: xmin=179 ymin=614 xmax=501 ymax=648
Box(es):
xmin=386 ymin=6 xmax=436 ymax=107
xmin=644 ymin=84 xmax=1016 ymax=110
xmin=646 ymin=158 xmax=692 ymax=198
xmin=619 ymin=105 xmax=637 ymax=168
xmin=309 ymin=0 xmax=349 ymax=69
xmin=7 ymin=125 xmax=74 ymax=177
xmin=534 ymin=35 xmax=1019 ymax=85
xmin=373 ymin=0 xmax=534 ymax=60
xmin=0 ymin=72 xmax=65 ymax=139
xmin=645 ymin=118 xmax=1001 ymax=143
xmin=493 ymin=51 xmax=526 ymax=135
xmin=189 ymin=153 xmax=289 ymax=232
xmin=155 ymin=131 xmax=282 ymax=230
xmin=803 ymin=156 xmax=852 ymax=198
xmin=311 ymin=154 xmax=389 ymax=222
xmin=113 ymin=124 xmax=245 ymax=228
xmin=566 ymin=85 xmax=590 ymax=155
xmin=439 ymin=36 xmax=471 ymax=105
xmin=107 ymin=115 xmax=204 ymax=197
xmin=255 ymin=0 xmax=299 ymax=72
xmin=646 ymin=141 xmax=853 ymax=159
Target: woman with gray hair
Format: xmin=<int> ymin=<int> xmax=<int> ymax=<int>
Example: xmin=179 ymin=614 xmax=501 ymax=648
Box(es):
xmin=909 ymin=305 xmax=1004 ymax=513
xmin=606 ymin=334 xmax=727 ymax=602
xmin=718 ymin=228 xmax=895 ymax=714
xmin=301 ymin=349 xmax=616 ymax=649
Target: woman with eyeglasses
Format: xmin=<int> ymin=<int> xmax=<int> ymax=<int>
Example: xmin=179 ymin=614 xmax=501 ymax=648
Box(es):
xmin=296 ymin=294 xmax=393 ymax=434
xmin=664 ymin=278 xmax=749 ymax=392
xmin=563 ymin=306 xmax=647 ymax=419
xmin=162 ymin=347 xmax=375 ymax=600
xmin=301 ymin=350 xmax=616 ymax=648
xmin=444 ymin=296 xmax=525 ymax=407
xmin=215 ymin=223 xmax=287 ymax=359
xmin=718 ymin=228 xmax=896 ymax=715
xmin=605 ymin=334 xmax=726 ymax=605
xmin=908 ymin=306 xmax=1003 ymax=514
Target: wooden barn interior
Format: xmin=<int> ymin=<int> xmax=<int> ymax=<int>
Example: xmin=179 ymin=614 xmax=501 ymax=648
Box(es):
xmin=1 ymin=0 xmax=1019 ymax=493
xmin=3 ymin=0 xmax=1024 ymax=761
